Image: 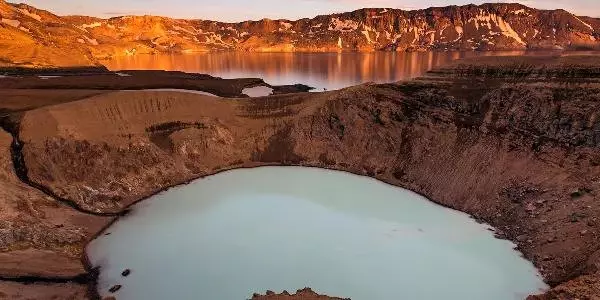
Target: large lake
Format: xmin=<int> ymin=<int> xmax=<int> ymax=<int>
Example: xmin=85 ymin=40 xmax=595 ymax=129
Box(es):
xmin=103 ymin=51 xmax=538 ymax=90
xmin=87 ymin=167 xmax=547 ymax=300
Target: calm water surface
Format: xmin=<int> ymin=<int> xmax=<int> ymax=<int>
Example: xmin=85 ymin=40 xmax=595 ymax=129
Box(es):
xmin=88 ymin=167 xmax=547 ymax=300
xmin=103 ymin=51 xmax=539 ymax=90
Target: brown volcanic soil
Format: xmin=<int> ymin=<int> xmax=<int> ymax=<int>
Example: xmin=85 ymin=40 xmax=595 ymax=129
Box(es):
xmin=0 ymin=281 xmax=89 ymax=299
xmin=252 ymin=288 xmax=349 ymax=300
xmin=528 ymin=273 xmax=600 ymax=300
xmin=0 ymin=55 xmax=600 ymax=299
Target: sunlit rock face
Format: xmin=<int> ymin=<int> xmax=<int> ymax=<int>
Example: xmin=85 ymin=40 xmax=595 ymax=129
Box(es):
xmin=54 ymin=4 xmax=600 ymax=53
xmin=0 ymin=0 xmax=599 ymax=66
xmin=59 ymin=3 xmax=600 ymax=53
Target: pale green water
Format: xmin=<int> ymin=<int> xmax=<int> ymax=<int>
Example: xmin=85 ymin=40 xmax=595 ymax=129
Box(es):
xmin=87 ymin=167 xmax=547 ymax=300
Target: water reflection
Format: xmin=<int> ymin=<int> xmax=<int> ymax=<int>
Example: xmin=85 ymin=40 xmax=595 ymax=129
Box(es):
xmin=103 ymin=51 xmax=531 ymax=90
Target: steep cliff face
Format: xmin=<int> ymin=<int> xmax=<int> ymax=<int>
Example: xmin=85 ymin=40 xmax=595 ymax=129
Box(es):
xmin=0 ymin=129 xmax=108 ymax=300
xmin=0 ymin=130 xmax=109 ymax=279
xmin=1 ymin=1 xmax=599 ymax=66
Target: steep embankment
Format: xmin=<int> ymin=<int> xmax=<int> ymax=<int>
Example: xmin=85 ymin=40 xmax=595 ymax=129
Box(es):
xmin=0 ymin=129 xmax=109 ymax=299
xmin=0 ymin=55 xmax=596 ymax=299
xmin=1 ymin=0 xmax=599 ymax=65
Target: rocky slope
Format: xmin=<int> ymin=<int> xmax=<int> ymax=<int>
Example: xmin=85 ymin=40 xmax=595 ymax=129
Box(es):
xmin=0 ymin=281 xmax=90 ymax=299
xmin=0 ymin=55 xmax=598 ymax=299
xmin=0 ymin=0 xmax=599 ymax=66
xmin=251 ymin=288 xmax=349 ymax=300
xmin=0 ymin=128 xmax=108 ymax=299
xmin=0 ymin=1 xmax=98 ymax=67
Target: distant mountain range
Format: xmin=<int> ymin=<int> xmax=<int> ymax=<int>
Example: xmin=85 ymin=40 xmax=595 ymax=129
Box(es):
xmin=0 ymin=0 xmax=599 ymax=67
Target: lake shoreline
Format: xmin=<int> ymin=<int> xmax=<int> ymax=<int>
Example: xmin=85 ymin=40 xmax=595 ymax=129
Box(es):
xmin=87 ymin=166 xmax=547 ymax=299
xmin=0 ymin=69 xmax=313 ymax=99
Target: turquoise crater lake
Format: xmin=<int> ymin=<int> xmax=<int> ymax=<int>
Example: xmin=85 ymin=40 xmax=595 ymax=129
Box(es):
xmin=87 ymin=167 xmax=548 ymax=300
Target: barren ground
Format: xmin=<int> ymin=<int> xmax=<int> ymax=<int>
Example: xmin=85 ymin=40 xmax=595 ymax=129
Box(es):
xmin=0 ymin=56 xmax=599 ymax=299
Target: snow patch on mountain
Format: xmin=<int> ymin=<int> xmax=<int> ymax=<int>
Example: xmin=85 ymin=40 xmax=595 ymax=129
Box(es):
xmin=454 ymin=26 xmax=462 ymax=35
xmin=512 ymin=9 xmax=530 ymax=16
xmin=361 ymin=24 xmax=376 ymax=44
xmin=573 ymin=15 xmax=594 ymax=31
xmin=1 ymin=18 xmax=19 ymax=28
xmin=83 ymin=35 xmax=99 ymax=45
xmin=81 ymin=22 xmax=102 ymax=29
xmin=173 ymin=25 xmax=195 ymax=35
xmin=329 ymin=18 xmax=358 ymax=32
xmin=17 ymin=8 xmax=41 ymax=21
xmin=361 ymin=30 xmax=371 ymax=43
xmin=496 ymin=16 xmax=526 ymax=45
xmin=280 ymin=22 xmax=292 ymax=30
xmin=203 ymin=32 xmax=230 ymax=46
xmin=469 ymin=12 xmax=525 ymax=45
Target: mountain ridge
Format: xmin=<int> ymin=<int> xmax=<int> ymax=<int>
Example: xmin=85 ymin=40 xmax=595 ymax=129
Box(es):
xmin=0 ymin=1 xmax=599 ymax=66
